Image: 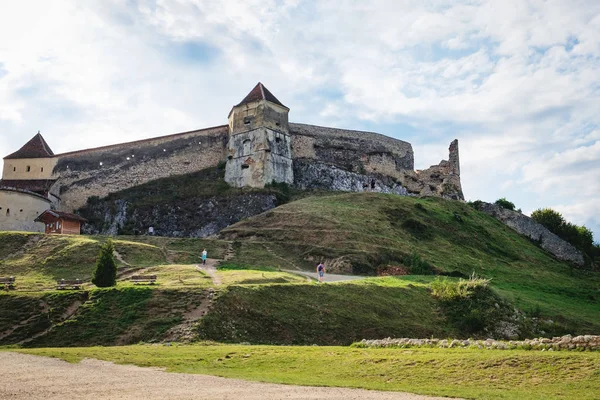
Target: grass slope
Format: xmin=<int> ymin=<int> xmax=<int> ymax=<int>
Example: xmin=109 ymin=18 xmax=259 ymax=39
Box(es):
xmin=222 ymin=193 xmax=600 ymax=333
xmin=14 ymin=344 xmax=600 ymax=400
xmin=199 ymin=277 xmax=452 ymax=345
xmin=0 ymin=232 xmax=229 ymax=290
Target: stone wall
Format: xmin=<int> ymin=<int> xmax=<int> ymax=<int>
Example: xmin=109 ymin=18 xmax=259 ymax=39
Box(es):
xmin=477 ymin=202 xmax=585 ymax=266
xmin=293 ymin=160 xmax=408 ymax=195
xmin=27 ymin=121 xmax=463 ymax=214
xmin=290 ymin=123 xmax=414 ymax=174
xmin=0 ymin=189 xmax=50 ymax=232
xmin=54 ymin=126 xmax=229 ymax=212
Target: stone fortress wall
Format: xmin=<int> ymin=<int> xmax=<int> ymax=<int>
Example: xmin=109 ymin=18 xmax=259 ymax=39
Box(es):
xmin=53 ymin=126 xmax=228 ymax=212
xmin=1 ymin=83 xmax=464 ymax=215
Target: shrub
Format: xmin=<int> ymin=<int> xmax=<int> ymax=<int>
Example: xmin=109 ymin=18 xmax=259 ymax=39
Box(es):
xmin=92 ymin=239 xmax=117 ymax=287
xmin=494 ymin=197 xmax=516 ymax=211
xmin=467 ymin=200 xmax=483 ymax=210
xmin=531 ymin=208 xmax=564 ymax=233
xmin=531 ymin=208 xmax=595 ymax=259
xmin=402 ymin=252 xmax=435 ymax=275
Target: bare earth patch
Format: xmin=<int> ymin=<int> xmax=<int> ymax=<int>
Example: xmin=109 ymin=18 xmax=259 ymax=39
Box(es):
xmin=0 ymin=352 xmax=461 ymax=400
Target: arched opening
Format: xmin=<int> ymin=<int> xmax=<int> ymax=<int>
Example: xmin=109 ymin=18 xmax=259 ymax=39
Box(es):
xmin=6 ymin=208 xmax=10 ymax=216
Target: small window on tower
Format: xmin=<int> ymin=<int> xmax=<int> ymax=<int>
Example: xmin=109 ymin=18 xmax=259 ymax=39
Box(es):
xmin=41 ymin=167 xmax=44 ymax=172
xmin=275 ymin=137 xmax=281 ymax=143
xmin=13 ymin=167 xmax=16 ymax=172
xmin=243 ymin=117 xmax=251 ymax=125
xmin=6 ymin=209 xmax=9 ymax=216
xmin=26 ymin=166 xmax=31 ymax=172
xmin=241 ymin=164 xmax=250 ymax=169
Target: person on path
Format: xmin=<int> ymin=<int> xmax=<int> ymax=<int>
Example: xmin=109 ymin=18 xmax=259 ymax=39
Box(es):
xmin=317 ymin=262 xmax=326 ymax=283
xmin=201 ymin=249 xmax=208 ymax=265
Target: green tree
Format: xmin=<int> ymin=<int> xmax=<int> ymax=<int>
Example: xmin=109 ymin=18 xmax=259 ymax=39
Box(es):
xmin=531 ymin=208 xmax=565 ymax=233
xmin=494 ymin=197 xmax=516 ymax=211
xmin=92 ymin=239 xmax=117 ymax=287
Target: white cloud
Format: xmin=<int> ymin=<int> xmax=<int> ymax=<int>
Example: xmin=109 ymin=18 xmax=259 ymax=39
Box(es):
xmin=0 ymin=0 xmax=599 ymax=239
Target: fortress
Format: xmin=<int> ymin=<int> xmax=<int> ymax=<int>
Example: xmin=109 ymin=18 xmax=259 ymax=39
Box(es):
xmin=0 ymin=83 xmax=463 ymax=233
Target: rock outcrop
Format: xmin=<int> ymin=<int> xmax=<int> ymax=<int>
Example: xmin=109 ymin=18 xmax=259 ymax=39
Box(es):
xmin=80 ymin=193 xmax=278 ymax=238
xmin=477 ymin=202 xmax=585 ymax=266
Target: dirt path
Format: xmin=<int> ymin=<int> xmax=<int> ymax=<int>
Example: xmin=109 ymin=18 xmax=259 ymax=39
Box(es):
xmin=196 ymin=259 xmax=222 ymax=285
xmin=0 ymin=352 xmax=461 ymax=400
xmin=283 ymin=269 xmax=365 ymax=282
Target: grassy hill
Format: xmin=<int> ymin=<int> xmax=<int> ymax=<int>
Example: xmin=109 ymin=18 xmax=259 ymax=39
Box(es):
xmin=221 ymin=193 xmax=600 ymax=333
xmin=0 ymin=192 xmax=598 ymax=346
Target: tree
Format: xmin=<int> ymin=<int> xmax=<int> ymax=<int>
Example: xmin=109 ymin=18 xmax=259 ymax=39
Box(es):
xmin=494 ymin=197 xmax=516 ymax=211
xmin=531 ymin=208 xmax=565 ymax=234
xmin=92 ymin=239 xmax=117 ymax=287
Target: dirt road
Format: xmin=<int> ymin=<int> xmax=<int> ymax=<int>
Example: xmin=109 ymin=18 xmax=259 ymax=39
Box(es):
xmin=0 ymin=352 xmax=460 ymax=400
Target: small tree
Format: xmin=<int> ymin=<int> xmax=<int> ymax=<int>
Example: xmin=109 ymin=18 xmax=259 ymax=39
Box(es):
xmin=92 ymin=239 xmax=117 ymax=287
xmin=531 ymin=208 xmax=565 ymax=233
xmin=494 ymin=197 xmax=516 ymax=211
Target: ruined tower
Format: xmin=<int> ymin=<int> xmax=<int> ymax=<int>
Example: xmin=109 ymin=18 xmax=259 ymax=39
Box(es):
xmin=225 ymin=83 xmax=293 ymax=188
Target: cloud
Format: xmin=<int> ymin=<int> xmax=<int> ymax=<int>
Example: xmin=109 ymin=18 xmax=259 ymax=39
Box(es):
xmin=0 ymin=0 xmax=598 ymax=239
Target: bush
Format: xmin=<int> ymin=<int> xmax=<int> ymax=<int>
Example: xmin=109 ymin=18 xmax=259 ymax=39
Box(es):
xmin=431 ymin=275 xmax=514 ymax=336
xmin=531 ymin=208 xmax=595 ymax=259
xmin=92 ymin=239 xmax=117 ymax=287
xmin=494 ymin=197 xmax=516 ymax=211
xmin=402 ymin=252 xmax=435 ymax=275
xmin=531 ymin=208 xmax=564 ymax=233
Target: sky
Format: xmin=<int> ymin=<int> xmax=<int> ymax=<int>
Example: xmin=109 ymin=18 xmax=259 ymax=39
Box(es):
xmin=0 ymin=0 xmax=598 ymax=240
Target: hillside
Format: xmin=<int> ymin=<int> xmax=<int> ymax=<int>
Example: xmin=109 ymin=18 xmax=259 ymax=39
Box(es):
xmin=220 ymin=193 xmax=600 ymax=333
xmin=0 ymin=193 xmax=599 ymax=347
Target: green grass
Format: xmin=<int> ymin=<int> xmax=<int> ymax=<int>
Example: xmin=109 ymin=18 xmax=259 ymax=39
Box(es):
xmin=198 ymin=277 xmax=454 ymax=344
xmin=118 ymin=264 xmax=213 ymax=288
xmin=222 ymin=193 xmax=600 ymax=333
xmin=0 ymin=233 xmax=169 ymax=290
xmin=21 ymin=287 xmax=209 ymax=347
xmin=12 ymin=344 xmax=600 ymax=400
xmin=215 ymin=269 xmax=307 ymax=286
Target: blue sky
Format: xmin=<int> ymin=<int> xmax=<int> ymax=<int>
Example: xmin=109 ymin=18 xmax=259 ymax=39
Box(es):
xmin=0 ymin=0 xmax=599 ymax=241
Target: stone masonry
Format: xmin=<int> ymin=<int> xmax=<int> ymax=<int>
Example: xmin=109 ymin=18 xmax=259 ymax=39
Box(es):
xmin=477 ymin=202 xmax=585 ymax=266
xmin=2 ymin=82 xmax=465 ymax=216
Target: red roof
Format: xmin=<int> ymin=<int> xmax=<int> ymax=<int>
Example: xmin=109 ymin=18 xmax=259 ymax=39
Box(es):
xmin=4 ymin=133 xmax=54 ymax=159
xmin=234 ymin=82 xmax=288 ymax=109
xmin=35 ymin=210 xmax=87 ymax=223
xmin=0 ymin=179 xmax=57 ymax=193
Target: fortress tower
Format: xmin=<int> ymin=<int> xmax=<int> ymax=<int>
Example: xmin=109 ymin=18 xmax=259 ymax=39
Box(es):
xmin=225 ymin=83 xmax=294 ymax=188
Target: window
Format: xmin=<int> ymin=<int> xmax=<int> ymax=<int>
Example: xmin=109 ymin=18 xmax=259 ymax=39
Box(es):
xmin=6 ymin=209 xmax=9 ymax=216
xmin=19 ymin=209 xmax=23 ymax=212
xmin=26 ymin=166 xmax=31 ymax=172
xmin=13 ymin=167 xmax=15 ymax=172
xmin=241 ymin=164 xmax=250 ymax=169
xmin=243 ymin=116 xmax=251 ymax=125
xmin=242 ymin=139 xmax=251 ymax=156
xmin=41 ymin=167 xmax=44 ymax=172
xmin=275 ymin=137 xmax=281 ymax=143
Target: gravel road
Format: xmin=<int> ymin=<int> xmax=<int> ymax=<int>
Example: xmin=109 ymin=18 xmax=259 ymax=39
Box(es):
xmin=0 ymin=352 xmax=461 ymax=400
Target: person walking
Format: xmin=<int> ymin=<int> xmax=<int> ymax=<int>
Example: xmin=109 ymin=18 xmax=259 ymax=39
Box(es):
xmin=317 ymin=262 xmax=326 ymax=283
xmin=201 ymin=249 xmax=208 ymax=265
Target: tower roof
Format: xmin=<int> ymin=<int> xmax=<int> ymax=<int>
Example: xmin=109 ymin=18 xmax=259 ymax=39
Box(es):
xmin=234 ymin=82 xmax=288 ymax=109
xmin=4 ymin=132 xmax=54 ymax=159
